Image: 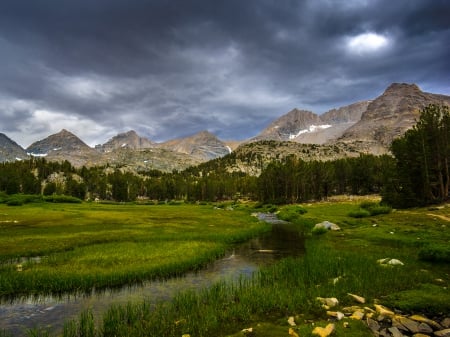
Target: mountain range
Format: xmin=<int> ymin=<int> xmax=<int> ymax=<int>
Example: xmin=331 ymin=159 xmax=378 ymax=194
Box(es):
xmin=1 ymin=83 xmax=449 ymax=171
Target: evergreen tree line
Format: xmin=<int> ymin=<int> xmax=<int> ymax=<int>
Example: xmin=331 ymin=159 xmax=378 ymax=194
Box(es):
xmin=0 ymin=105 xmax=448 ymax=208
xmin=0 ymin=154 xmax=388 ymax=203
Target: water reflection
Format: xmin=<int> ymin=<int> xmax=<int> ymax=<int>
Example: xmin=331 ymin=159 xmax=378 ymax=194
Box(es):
xmin=0 ymin=223 xmax=304 ymax=336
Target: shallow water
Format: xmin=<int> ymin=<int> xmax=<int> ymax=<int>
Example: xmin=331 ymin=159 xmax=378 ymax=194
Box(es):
xmin=0 ymin=222 xmax=304 ymax=336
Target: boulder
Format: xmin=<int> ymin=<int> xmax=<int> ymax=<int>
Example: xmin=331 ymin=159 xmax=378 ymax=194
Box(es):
xmin=317 ymin=297 xmax=339 ymax=308
xmin=387 ymin=259 xmax=404 ymax=266
xmin=377 ymin=258 xmax=404 ymax=266
xmin=313 ymin=221 xmax=341 ymax=231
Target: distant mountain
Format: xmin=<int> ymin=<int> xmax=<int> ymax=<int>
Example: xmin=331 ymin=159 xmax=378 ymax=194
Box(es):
xmin=26 ymin=129 xmax=99 ymax=166
xmin=339 ymin=83 xmax=450 ymax=147
xmin=0 ymin=133 xmax=28 ymax=162
xmin=253 ymin=101 xmax=370 ymax=144
xmin=253 ymin=109 xmax=322 ymax=142
xmin=158 ymin=130 xmax=231 ymax=161
xmin=3 ymin=82 xmax=449 ymax=172
xmin=97 ymin=130 xmax=155 ymax=152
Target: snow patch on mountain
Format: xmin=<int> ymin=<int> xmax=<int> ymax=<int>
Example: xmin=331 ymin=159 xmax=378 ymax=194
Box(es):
xmin=289 ymin=124 xmax=332 ymax=140
xmin=28 ymin=152 xmax=48 ymax=157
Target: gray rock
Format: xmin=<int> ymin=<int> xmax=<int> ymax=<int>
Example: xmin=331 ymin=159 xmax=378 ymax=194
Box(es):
xmin=313 ymin=221 xmax=341 ymax=231
xmin=367 ymin=318 xmax=381 ymax=334
xmin=418 ymin=322 xmax=434 ymax=334
xmin=393 ymin=316 xmax=420 ymax=333
xmin=441 ymin=318 xmax=450 ymax=329
xmin=388 ymin=326 xmax=404 ymax=337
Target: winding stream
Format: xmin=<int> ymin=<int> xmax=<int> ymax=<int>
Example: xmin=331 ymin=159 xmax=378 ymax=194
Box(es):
xmin=0 ymin=218 xmax=304 ymax=336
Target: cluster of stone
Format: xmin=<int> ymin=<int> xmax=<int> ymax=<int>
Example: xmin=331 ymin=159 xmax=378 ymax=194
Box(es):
xmin=318 ymin=294 xmax=450 ymax=337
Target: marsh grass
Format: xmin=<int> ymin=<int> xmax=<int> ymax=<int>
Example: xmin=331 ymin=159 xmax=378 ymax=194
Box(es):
xmin=0 ymin=203 xmax=269 ymax=297
xmin=59 ymin=239 xmax=436 ymax=336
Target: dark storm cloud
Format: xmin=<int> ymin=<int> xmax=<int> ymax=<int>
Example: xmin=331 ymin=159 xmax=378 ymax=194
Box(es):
xmin=0 ymin=0 xmax=449 ymax=147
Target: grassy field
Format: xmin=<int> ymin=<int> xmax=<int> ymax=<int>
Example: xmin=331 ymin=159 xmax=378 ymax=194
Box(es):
xmin=1 ymin=198 xmax=449 ymax=337
xmin=0 ymin=202 xmax=270 ymax=298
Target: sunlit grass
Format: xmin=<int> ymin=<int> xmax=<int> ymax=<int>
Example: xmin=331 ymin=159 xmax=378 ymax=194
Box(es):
xmin=0 ymin=203 xmax=269 ymax=297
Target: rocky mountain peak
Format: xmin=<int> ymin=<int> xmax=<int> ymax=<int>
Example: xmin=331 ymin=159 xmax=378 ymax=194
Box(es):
xmin=26 ymin=129 xmax=95 ymax=163
xmin=158 ymin=130 xmax=230 ymax=161
xmin=0 ymin=133 xmax=28 ymax=162
xmin=98 ymin=130 xmax=154 ymax=152
xmin=340 ymin=82 xmax=450 ymax=147
xmin=383 ymin=82 xmax=421 ymax=95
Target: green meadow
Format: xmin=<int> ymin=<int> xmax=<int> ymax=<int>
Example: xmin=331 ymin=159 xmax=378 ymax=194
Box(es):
xmin=0 ymin=202 xmax=269 ymax=298
xmin=1 ymin=198 xmax=449 ymax=337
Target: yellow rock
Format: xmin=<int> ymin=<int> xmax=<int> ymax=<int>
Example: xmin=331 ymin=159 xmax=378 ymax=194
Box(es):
xmin=326 ymin=311 xmax=344 ymax=320
xmin=288 ymin=316 xmax=296 ymax=326
xmin=349 ymin=310 xmax=365 ymax=320
xmin=347 ymin=293 xmax=365 ymax=304
xmin=342 ymin=305 xmax=362 ymax=313
xmin=374 ymin=304 xmax=395 ymax=318
xmin=409 ymin=314 xmax=443 ymax=330
xmin=288 ymin=327 xmax=299 ymax=337
xmin=312 ymin=323 xmax=335 ymax=337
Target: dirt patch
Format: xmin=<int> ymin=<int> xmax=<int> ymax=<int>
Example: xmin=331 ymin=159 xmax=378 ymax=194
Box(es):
xmin=427 ymin=214 xmax=450 ymax=222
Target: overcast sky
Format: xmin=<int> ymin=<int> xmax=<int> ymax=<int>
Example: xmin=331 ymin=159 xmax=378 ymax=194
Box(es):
xmin=1 ymin=0 xmax=449 ymax=147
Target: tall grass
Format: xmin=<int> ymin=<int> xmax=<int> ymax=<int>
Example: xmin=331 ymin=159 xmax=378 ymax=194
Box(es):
xmin=56 ymin=238 xmax=440 ymax=337
xmin=0 ymin=203 xmax=270 ymax=298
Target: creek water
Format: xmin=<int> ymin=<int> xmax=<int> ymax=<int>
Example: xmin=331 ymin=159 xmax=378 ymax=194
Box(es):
xmin=0 ymin=218 xmax=304 ymax=336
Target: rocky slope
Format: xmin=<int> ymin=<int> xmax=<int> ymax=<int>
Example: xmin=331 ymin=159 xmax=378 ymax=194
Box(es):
xmin=339 ymin=83 xmax=450 ymax=146
xmin=96 ymin=130 xmax=155 ymax=152
xmin=158 ymin=130 xmax=231 ymax=161
xmin=252 ymin=101 xmax=371 ymax=145
xmin=0 ymin=133 xmax=28 ymax=162
xmin=26 ymin=129 xmax=99 ymax=167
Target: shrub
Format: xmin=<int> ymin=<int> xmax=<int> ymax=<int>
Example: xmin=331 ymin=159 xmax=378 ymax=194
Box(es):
xmin=6 ymin=198 xmax=23 ymax=206
xmin=360 ymin=201 xmax=378 ymax=210
xmin=349 ymin=202 xmax=392 ymax=217
xmin=43 ymin=195 xmax=82 ymax=203
xmin=368 ymin=205 xmax=392 ymax=216
xmin=5 ymin=194 xmax=43 ymax=206
xmin=348 ymin=209 xmax=370 ymax=218
xmin=278 ymin=206 xmax=307 ymax=222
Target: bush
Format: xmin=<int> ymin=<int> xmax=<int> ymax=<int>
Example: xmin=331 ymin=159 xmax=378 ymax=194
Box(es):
xmin=368 ymin=205 xmax=392 ymax=216
xmin=278 ymin=206 xmax=307 ymax=222
xmin=6 ymin=198 xmax=23 ymax=206
xmin=348 ymin=209 xmax=370 ymax=218
xmin=5 ymin=194 xmax=43 ymax=206
xmin=349 ymin=202 xmax=392 ymax=217
xmin=43 ymin=195 xmax=82 ymax=203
